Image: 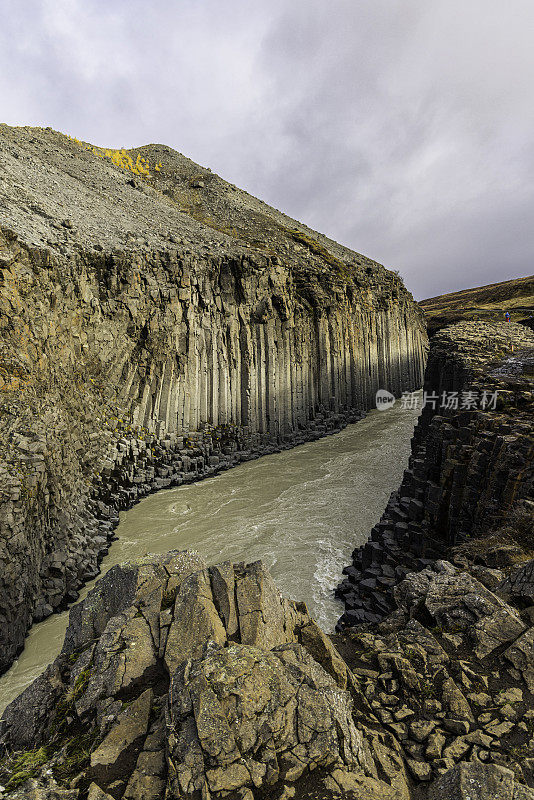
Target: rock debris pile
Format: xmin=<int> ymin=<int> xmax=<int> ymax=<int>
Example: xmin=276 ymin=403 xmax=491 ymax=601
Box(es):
xmin=2 ymin=550 xmax=534 ymax=798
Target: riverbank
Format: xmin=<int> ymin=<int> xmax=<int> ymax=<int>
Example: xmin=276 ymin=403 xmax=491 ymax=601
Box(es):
xmin=0 ymin=322 xmax=533 ymax=799
xmin=0 ymin=402 xmax=420 ymax=715
xmin=1 ymin=404 xmax=364 ymax=676
xmin=33 ymin=403 xmax=366 ymax=626
xmin=0 ymin=124 xmax=427 ymax=678
xmin=336 ymin=321 xmax=534 ymax=629
xmin=331 ymin=320 xmax=534 ymax=791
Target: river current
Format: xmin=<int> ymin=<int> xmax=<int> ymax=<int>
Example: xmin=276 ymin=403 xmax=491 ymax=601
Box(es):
xmin=0 ymin=401 xmax=419 ymax=714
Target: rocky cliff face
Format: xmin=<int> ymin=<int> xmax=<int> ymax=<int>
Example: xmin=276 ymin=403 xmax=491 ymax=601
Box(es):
xmin=1 ymin=308 xmax=533 ymax=798
xmin=337 ymin=321 xmax=534 ymax=628
xmin=327 ymin=321 xmax=534 ymax=796
xmin=0 ymin=125 xmax=426 ymax=674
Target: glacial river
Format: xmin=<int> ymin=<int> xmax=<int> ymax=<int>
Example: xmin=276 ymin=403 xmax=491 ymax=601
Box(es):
xmin=0 ymin=401 xmax=420 ymax=714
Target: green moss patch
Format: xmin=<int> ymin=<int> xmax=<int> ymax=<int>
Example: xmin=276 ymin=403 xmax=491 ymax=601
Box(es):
xmin=0 ymin=746 xmax=52 ymax=791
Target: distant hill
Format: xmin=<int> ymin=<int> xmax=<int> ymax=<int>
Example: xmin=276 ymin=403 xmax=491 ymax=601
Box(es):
xmin=420 ymin=275 xmax=534 ymax=334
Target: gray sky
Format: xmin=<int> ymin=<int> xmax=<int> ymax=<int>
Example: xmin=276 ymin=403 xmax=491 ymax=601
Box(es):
xmin=1 ymin=0 xmax=533 ymax=299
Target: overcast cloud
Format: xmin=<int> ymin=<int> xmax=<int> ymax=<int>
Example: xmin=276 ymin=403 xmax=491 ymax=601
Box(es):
xmin=1 ymin=0 xmax=533 ymax=298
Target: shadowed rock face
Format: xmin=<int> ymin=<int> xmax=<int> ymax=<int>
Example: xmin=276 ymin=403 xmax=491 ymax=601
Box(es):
xmin=327 ymin=323 xmax=534 ymax=796
xmin=336 ymin=321 xmax=534 ymax=628
xmin=0 ymin=124 xmax=427 ymax=674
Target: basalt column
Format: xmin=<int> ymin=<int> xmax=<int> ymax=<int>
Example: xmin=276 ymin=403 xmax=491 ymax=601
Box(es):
xmin=0 ymin=123 xmax=427 ymax=674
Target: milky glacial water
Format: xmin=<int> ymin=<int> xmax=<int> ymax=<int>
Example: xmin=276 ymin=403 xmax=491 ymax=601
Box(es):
xmin=0 ymin=402 xmax=419 ymax=714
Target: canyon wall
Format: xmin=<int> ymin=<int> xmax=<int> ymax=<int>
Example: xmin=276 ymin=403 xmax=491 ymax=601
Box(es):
xmin=337 ymin=320 xmax=534 ymax=627
xmin=2 ymin=325 xmax=534 ymax=799
xmin=0 ymin=125 xmax=426 ymax=673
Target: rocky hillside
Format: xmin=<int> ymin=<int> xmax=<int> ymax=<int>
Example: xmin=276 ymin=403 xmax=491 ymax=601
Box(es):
xmin=0 ymin=125 xmax=427 ymax=675
xmin=333 ymin=321 xmax=534 ymax=792
xmin=420 ymin=275 xmax=534 ymax=334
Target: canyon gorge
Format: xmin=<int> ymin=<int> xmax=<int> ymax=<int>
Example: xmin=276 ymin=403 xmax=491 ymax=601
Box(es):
xmin=1 ymin=125 xmax=533 ymax=800
xmin=0 ymin=124 xmax=426 ymax=675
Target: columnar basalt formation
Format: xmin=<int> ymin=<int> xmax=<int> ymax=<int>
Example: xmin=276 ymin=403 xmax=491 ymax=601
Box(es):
xmin=0 ymin=125 xmax=426 ymax=674
xmin=1 ymin=296 xmax=533 ymax=796
xmin=337 ymin=321 xmax=534 ymax=627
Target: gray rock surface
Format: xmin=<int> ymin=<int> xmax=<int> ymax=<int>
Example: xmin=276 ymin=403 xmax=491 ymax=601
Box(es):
xmin=0 ymin=124 xmax=427 ymax=673
xmin=499 ymin=559 xmax=534 ymax=606
xmin=1 ymin=552 xmax=534 ymax=798
xmin=0 ymin=555 xmax=404 ymax=800
xmin=428 ymin=762 xmax=534 ymax=800
xmin=333 ymin=558 xmax=534 ymax=795
xmin=336 ymin=320 xmax=534 ymax=631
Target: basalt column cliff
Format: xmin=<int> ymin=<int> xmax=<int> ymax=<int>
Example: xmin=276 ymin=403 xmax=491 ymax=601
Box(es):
xmin=0 ymin=125 xmax=426 ymax=672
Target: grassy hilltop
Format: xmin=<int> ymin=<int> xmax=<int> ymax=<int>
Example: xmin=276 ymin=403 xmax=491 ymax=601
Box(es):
xmin=420 ymin=275 xmax=534 ymax=334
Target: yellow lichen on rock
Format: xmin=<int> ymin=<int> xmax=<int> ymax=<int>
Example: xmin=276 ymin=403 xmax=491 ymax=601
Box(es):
xmin=67 ymin=135 xmax=161 ymax=177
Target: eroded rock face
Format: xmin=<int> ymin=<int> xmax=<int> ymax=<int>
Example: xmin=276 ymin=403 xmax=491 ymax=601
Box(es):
xmin=394 ymin=565 xmax=527 ymax=659
xmin=499 ymin=560 xmax=534 ymax=607
xmin=331 ymin=320 xmax=534 ymax=796
xmin=166 ymin=642 xmax=364 ymax=797
xmin=336 ymin=321 xmax=534 ymax=629
xmin=0 ymin=124 xmax=427 ymax=673
xmin=428 ymin=762 xmax=531 ymax=800
xmin=2 ymin=555 xmax=534 ymax=798
xmin=0 ymin=554 xmax=402 ymax=800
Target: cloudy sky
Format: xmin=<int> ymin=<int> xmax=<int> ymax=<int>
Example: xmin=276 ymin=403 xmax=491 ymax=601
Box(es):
xmin=1 ymin=0 xmax=533 ymax=298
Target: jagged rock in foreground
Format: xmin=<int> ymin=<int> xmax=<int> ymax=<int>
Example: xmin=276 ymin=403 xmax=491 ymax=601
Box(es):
xmin=334 ymin=557 xmax=534 ymax=796
xmin=2 ymin=552 xmax=534 ymax=799
xmin=0 ymin=552 xmax=409 ymax=800
xmin=0 ymin=124 xmax=427 ymax=674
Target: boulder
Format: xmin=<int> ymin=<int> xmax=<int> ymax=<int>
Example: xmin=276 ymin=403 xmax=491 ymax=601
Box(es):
xmin=208 ymin=562 xmax=239 ymax=639
xmin=395 ymin=567 xmax=526 ymax=659
xmin=87 ymin=786 xmax=115 ymax=800
xmin=62 ymin=551 xmax=206 ymax=657
xmin=498 ymin=559 xmax=534 ymax=605
xmin=234 ymin=561 xmax=299 ymax=649
xmin=503 ymin=627 xmax=534 ymax=691
xmin=441 ymin=678 xmax=474 ymax=723
xmin=323 ymin=768 xmax=403 ymax=799
xmin=0 ymin=661 xmax=65 ymax=751
xmin=428 ymin=762 xmax=531 ymax=800
xmin=164 ymin=568 xmax=227 ymax=671
xmin=166 ymin=641 xmax=365 ymax=798
xmin=298 ymin=619 xmax=350 ymax=689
